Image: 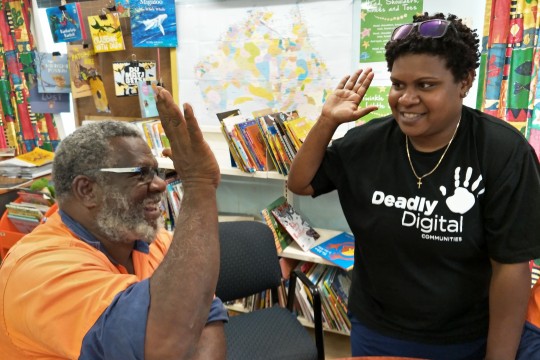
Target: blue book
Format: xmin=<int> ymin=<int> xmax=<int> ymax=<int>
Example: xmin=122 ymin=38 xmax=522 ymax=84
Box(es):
xmin=130 ymin=0 xmax=178 ymax=48
xmin=310 ymin=232 xmax=355 ymax=271
xmin=35 ymin=53 xmax=71 ymax=94
xmin=45 ymin=3 xmax=85 ymax=43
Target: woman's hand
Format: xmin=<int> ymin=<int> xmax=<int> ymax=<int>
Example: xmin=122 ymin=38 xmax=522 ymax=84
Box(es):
xmin=321 ymin=68 xmax=378 ymax=125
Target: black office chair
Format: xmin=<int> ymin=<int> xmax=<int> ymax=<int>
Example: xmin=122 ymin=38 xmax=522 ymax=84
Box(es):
xmin=216 ymin=221 xmax=324 ymax=360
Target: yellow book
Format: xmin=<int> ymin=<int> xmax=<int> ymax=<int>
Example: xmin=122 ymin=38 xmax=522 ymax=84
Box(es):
xmin=1 ymin=147 xmax=55 ymax=167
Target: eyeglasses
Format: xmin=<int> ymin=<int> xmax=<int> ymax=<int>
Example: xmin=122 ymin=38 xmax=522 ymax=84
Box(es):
xmin=390 ymin=19 xmax=453 ymax=41
xmin=98 ymin=166 xmax=160 ymax=184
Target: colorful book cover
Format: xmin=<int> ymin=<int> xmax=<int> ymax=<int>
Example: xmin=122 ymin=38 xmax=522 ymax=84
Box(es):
xmin=271 ymin=198 xmax=320 ymax=252
xmin=310 ymin=232 xmax=355 ymax=271
xmin=67 ymin=44 xmax=99 ymax=99
xmin=88 ymin=75 xmax=111 ymax=113
xmin=28 ymin=81 xmax=70 ymax=114
xmin=261 ymin=196 xmax=293 ymax=253
xmin=113 ymin=61 xmax=157 ymax=96
xmin=88 ymin=13 xmax=125 ymax=53
xmin=45 ymin=3 xmax=86 ymax=43
xmin=130 ymin=0 xmax=178 ymax=48
xmin=115 ymin=0 xmax=130 ymax=18
xmin=35 ymin=53 xmax=71 ymax=94
xmin=138 ymin=81 xmax=158 ymax=118
xmin=284 ymin=116 xmax=315 ymax=151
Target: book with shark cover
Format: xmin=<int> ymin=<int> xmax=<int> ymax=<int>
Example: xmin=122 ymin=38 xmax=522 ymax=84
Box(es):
xmin=88 ymin=13 xmax=125 ymax=53
xmin=130 ymin=0 xmax=178 ymax=47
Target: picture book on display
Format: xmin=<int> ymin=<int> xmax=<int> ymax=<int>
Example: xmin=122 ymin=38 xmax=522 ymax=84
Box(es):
xmin=130 ymin=0 xmax=178 ymax=47
xmin=67 ymin=44 xmax=99 ymax=99
xmin=46 ymin=3 xmax=86 ymax=43
xmin=310 ymin=232 xmax=355 ymax=271
xmin=138 ymin=81 xmax=158 ymax=118
xmin=113 ymin=61 xmax=157 ymax=96
xmin=261 ymin=196 xmax=293 ymax=253
xmin=28 ymin=82 xmax=71 ymax=114
xmin=35 ymin=53 xmax=70 ymax=94
xmin=88 ymin=13 xmax=125 ymax=53
xmin=270 ymin=197 xmax=320 ymax=252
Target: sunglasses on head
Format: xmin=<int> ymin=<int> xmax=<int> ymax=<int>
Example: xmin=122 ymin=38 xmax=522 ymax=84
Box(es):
xmin=390 ymin=19 xmax=454 ymax=41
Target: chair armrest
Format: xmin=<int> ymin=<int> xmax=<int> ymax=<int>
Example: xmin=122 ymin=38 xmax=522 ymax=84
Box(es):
xmin=287 ymin=269 xmax=324 ymax=360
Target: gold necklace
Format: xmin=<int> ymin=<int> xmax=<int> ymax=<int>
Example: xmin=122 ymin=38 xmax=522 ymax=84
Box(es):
xmin=406 ymin=117 xmax=461 ymax=189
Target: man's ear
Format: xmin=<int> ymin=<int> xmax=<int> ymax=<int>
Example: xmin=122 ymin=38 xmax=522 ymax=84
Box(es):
xmin=71 ymin=175 xmax=100 ymax=208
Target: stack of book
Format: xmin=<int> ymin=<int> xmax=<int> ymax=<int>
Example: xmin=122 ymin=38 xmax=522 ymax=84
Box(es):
xmin=217 ymin=109 xmax=316 ymax=175
xmin=3 ymin=189 xmax=55 ymax=234
xmin=0 ymin=147 xmax=55 ymax=180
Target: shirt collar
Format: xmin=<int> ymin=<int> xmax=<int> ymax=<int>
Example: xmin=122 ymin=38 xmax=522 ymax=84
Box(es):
xmin=58 ymin=209 xmax=150 ymax=263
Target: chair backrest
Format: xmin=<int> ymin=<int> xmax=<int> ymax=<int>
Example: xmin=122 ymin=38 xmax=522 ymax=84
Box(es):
xmin=216 ymin=221 xmax=282 ymax=302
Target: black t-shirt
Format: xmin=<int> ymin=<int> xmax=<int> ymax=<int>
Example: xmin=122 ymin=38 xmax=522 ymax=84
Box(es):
xmin=311 ymin=106 xmax=540 ymax=343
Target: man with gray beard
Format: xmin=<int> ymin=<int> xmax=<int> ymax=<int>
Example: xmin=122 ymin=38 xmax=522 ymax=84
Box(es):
xmin=0 ymin=87 xmax=227 ymax=359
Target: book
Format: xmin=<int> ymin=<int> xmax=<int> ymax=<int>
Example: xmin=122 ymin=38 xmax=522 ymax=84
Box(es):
xmin=45 ymin=3 xmax=86 ymax=43
xmin=113 ymin=61 xmax=157 ymax=97
xmin=88 ymin=75 xmax=111 ymax=113
xmin=310 ymin=232 xmax=354 ymax=271
xmin=130 ymin=0 xmax=178 ymax=47
xmin=35 ymin=52 xmax=71 ymax=94
xmin=28 ymin=81 xmax=70 ymax=114
xmin=138 ymin=81 xmax=159 ymax=118
xmin=0 ymin=147 xmax=54 ymax=167
xmin=7 ymin=213 xmax=40 ymax=233
xmin=270 ymin=198 xmax=320 ymax=252
xmin=88 ymin=13 xmax=125 ymax=53
xmin=67 ymin=44 xmax=98 ymax=99
xmin=284 ymin=116 xmax=316 ymax=151
xmin=261 ymin=196 xmax=293 ymax=252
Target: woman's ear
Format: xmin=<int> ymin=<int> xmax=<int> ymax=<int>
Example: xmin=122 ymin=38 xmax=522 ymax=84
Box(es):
xmin=71 ymin=175 xmax=100 ymax=208
xmin=460 ymin=71 xmax=475 ymax=98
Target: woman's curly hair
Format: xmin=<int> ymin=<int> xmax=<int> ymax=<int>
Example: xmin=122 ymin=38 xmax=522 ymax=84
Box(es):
xmin=385 ymin=13 xmax=480 ymax=82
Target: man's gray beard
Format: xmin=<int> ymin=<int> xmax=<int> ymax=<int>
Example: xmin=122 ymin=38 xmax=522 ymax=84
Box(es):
xmin=95 ymin=191 xmax=164 ymax=244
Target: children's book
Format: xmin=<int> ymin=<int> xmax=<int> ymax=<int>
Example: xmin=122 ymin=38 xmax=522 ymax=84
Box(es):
xmin=310 ymin=232 xmax=355 ymax=271
xmin=67 ymin=44 xmax=99 ymax=99
xmin=88 ymin=13 xmax=125 ymax=53
xmin=271 ymin=198 xmax=320 ymax=252
xmin=28 ymin=81 xmax=70 ymax=114
xmin=284 ymin=117 xmax=316 ymax=151
xmin=261 ymin=196 xmax=293 ymax=253
xmin=35 ymin=53 xmax=71 ymax=94
xmin=45 ymin=3 xmax=86 ymax=43
xmin=88 ymin=75 xmax=111 ymax=113
xmin=138 ymin=81 xmax=159 ymax=118
xmin=113 ymin=60 xmax=157 ymax=96
xmin=130 ymin=0 xmax=178 ymax=47
xmin=115 ymin=0 xmax=130 ymax=17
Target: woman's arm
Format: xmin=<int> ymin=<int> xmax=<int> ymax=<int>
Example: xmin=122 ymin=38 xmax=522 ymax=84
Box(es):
xmin=485 ymin=260 xmax=531 ymax=360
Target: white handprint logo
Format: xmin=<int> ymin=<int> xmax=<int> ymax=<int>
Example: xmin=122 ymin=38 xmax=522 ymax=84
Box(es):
xmin=440 ymin=167 xmax=484 ymax=214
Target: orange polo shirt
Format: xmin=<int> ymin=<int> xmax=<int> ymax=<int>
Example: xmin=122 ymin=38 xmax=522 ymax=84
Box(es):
xmin=0 ymin=211 xmax=171 ymax=359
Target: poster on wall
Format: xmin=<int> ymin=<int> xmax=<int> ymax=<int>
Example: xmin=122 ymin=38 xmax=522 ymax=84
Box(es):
xmin=112 ymin=60 xmax=157 ymax=96
xmin=130 ymin=0 xmax=178 ymax=47
xmin=359 ymin=0 xmax=423 ymax=64
xmin=355 ymin=85 xmax=391 ymax=125
xmin=176 ymin=0 xmax=353 ymax=131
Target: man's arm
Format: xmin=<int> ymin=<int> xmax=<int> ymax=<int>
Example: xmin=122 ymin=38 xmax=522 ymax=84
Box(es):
xmin=287 ymin=68 xmax=377 ymax=195
xmin=485 ymin=260 xmax=531 ymax=360
xmin=145 ymin=87 xmax=224 ymax=359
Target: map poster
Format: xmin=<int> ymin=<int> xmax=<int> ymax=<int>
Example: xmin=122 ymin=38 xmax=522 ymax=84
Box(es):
xmin=356 ymin=85 xmax=391 ymax=125
xmin=359 ymin=0 xmax=423 ymax=63
xmin=176 ymin=0 xmax=353 ymax=131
